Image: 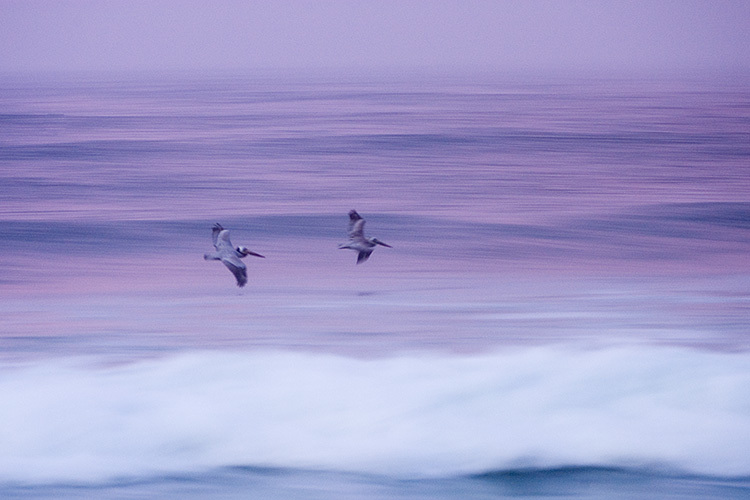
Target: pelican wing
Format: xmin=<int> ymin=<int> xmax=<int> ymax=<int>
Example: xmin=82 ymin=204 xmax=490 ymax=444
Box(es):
xmin=222 ymin=255 xmax=248 ymax=287
xmin=214 ymin=229 xmax=235 ymax=252
xmin=357 ymin=249 xmax=373 ymax=264
xmin=211 ymin=223 xmax=225 ymax=249
xmin=347 ymin=211 xmax=366 ymax=241
xmin=349 ymin=219 xmax=367 ymax=241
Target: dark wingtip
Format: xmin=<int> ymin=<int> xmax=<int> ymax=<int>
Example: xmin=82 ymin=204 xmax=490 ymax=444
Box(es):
xmin=356 ymin=251 xmax=371 ymax=264
xmin=348 ymin=210 xmax=362 ymax=221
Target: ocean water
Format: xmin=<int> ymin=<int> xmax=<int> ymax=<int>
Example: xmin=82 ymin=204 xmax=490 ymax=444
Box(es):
xmin=0 ymin=71 xmax=749 ymax=498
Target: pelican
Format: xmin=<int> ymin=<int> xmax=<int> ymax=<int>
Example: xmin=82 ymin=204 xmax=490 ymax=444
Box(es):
xmin=338 ymin=210 xmax=392 ymax=264
xmin=204 ymin=223 xmax=264 ymax=287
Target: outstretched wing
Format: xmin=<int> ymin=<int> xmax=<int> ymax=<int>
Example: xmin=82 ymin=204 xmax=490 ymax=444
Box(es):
xmin=221 ymin=255 xmax=248 ymax=287
xmin=347 ymin=210 xmax=366 ymax=241
xmin=356 ymin=250 xmax=373 ymax=264
xmin=212 ymin=224 xmax=235 ymax=252
xmin=211 ymin=223 xmax=225 ymax=249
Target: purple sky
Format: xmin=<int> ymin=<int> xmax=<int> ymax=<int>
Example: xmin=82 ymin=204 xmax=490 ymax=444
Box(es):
xmin=2 ymin=0 xmax=749 ymax=75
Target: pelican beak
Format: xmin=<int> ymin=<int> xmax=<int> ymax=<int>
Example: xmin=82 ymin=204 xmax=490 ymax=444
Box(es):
xmin=246 ymin=250 xmax=265 ymax=258
xmin=374 ymin=239 xmax=392 ymax=248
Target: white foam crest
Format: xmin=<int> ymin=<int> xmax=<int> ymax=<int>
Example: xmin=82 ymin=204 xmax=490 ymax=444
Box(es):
xmin=0 ymin=346 xmax=749 ymax=483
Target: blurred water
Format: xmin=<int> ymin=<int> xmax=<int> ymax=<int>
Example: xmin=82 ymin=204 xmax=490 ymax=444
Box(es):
xmin=2 ymin=74 xmax=748 ymax=223
xmin=0 ymin=72 xmax=748 ymax=497
xmin=1 ymin=73 xmax=748 ymax=357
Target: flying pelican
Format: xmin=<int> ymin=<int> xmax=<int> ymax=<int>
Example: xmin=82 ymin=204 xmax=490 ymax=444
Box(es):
xmin=204 ymin=223 xmax=264 ymax=287
xmin=338 ymin=210 xmax=392 ymax=264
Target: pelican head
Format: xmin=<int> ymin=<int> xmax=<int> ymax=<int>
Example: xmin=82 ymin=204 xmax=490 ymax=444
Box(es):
xmin=237 ymin=246 xmax=265 ymax=258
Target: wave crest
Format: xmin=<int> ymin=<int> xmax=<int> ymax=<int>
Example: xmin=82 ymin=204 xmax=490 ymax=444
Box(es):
xmin=1 ymin=346 xmax=748 ymax=483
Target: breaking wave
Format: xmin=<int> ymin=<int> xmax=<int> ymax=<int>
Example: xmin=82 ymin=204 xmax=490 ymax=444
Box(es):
xmin=0 ymin=346 xmax=748 ymax=484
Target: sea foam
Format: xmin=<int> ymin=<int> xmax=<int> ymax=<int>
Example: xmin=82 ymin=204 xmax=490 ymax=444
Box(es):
xmin=0 ymin=346 xmax=748 ymax=483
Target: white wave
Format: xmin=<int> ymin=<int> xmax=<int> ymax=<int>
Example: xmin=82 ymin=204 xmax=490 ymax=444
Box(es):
xmin=0 ymin=346 xmax=748 ymax=483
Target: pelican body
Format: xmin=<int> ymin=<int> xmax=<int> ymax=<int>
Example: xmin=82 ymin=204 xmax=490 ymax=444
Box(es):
xmin=204 ymin=223 xmax=264 ymax=287
xmin=338 ymin=210 xmax=392 ymax=264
